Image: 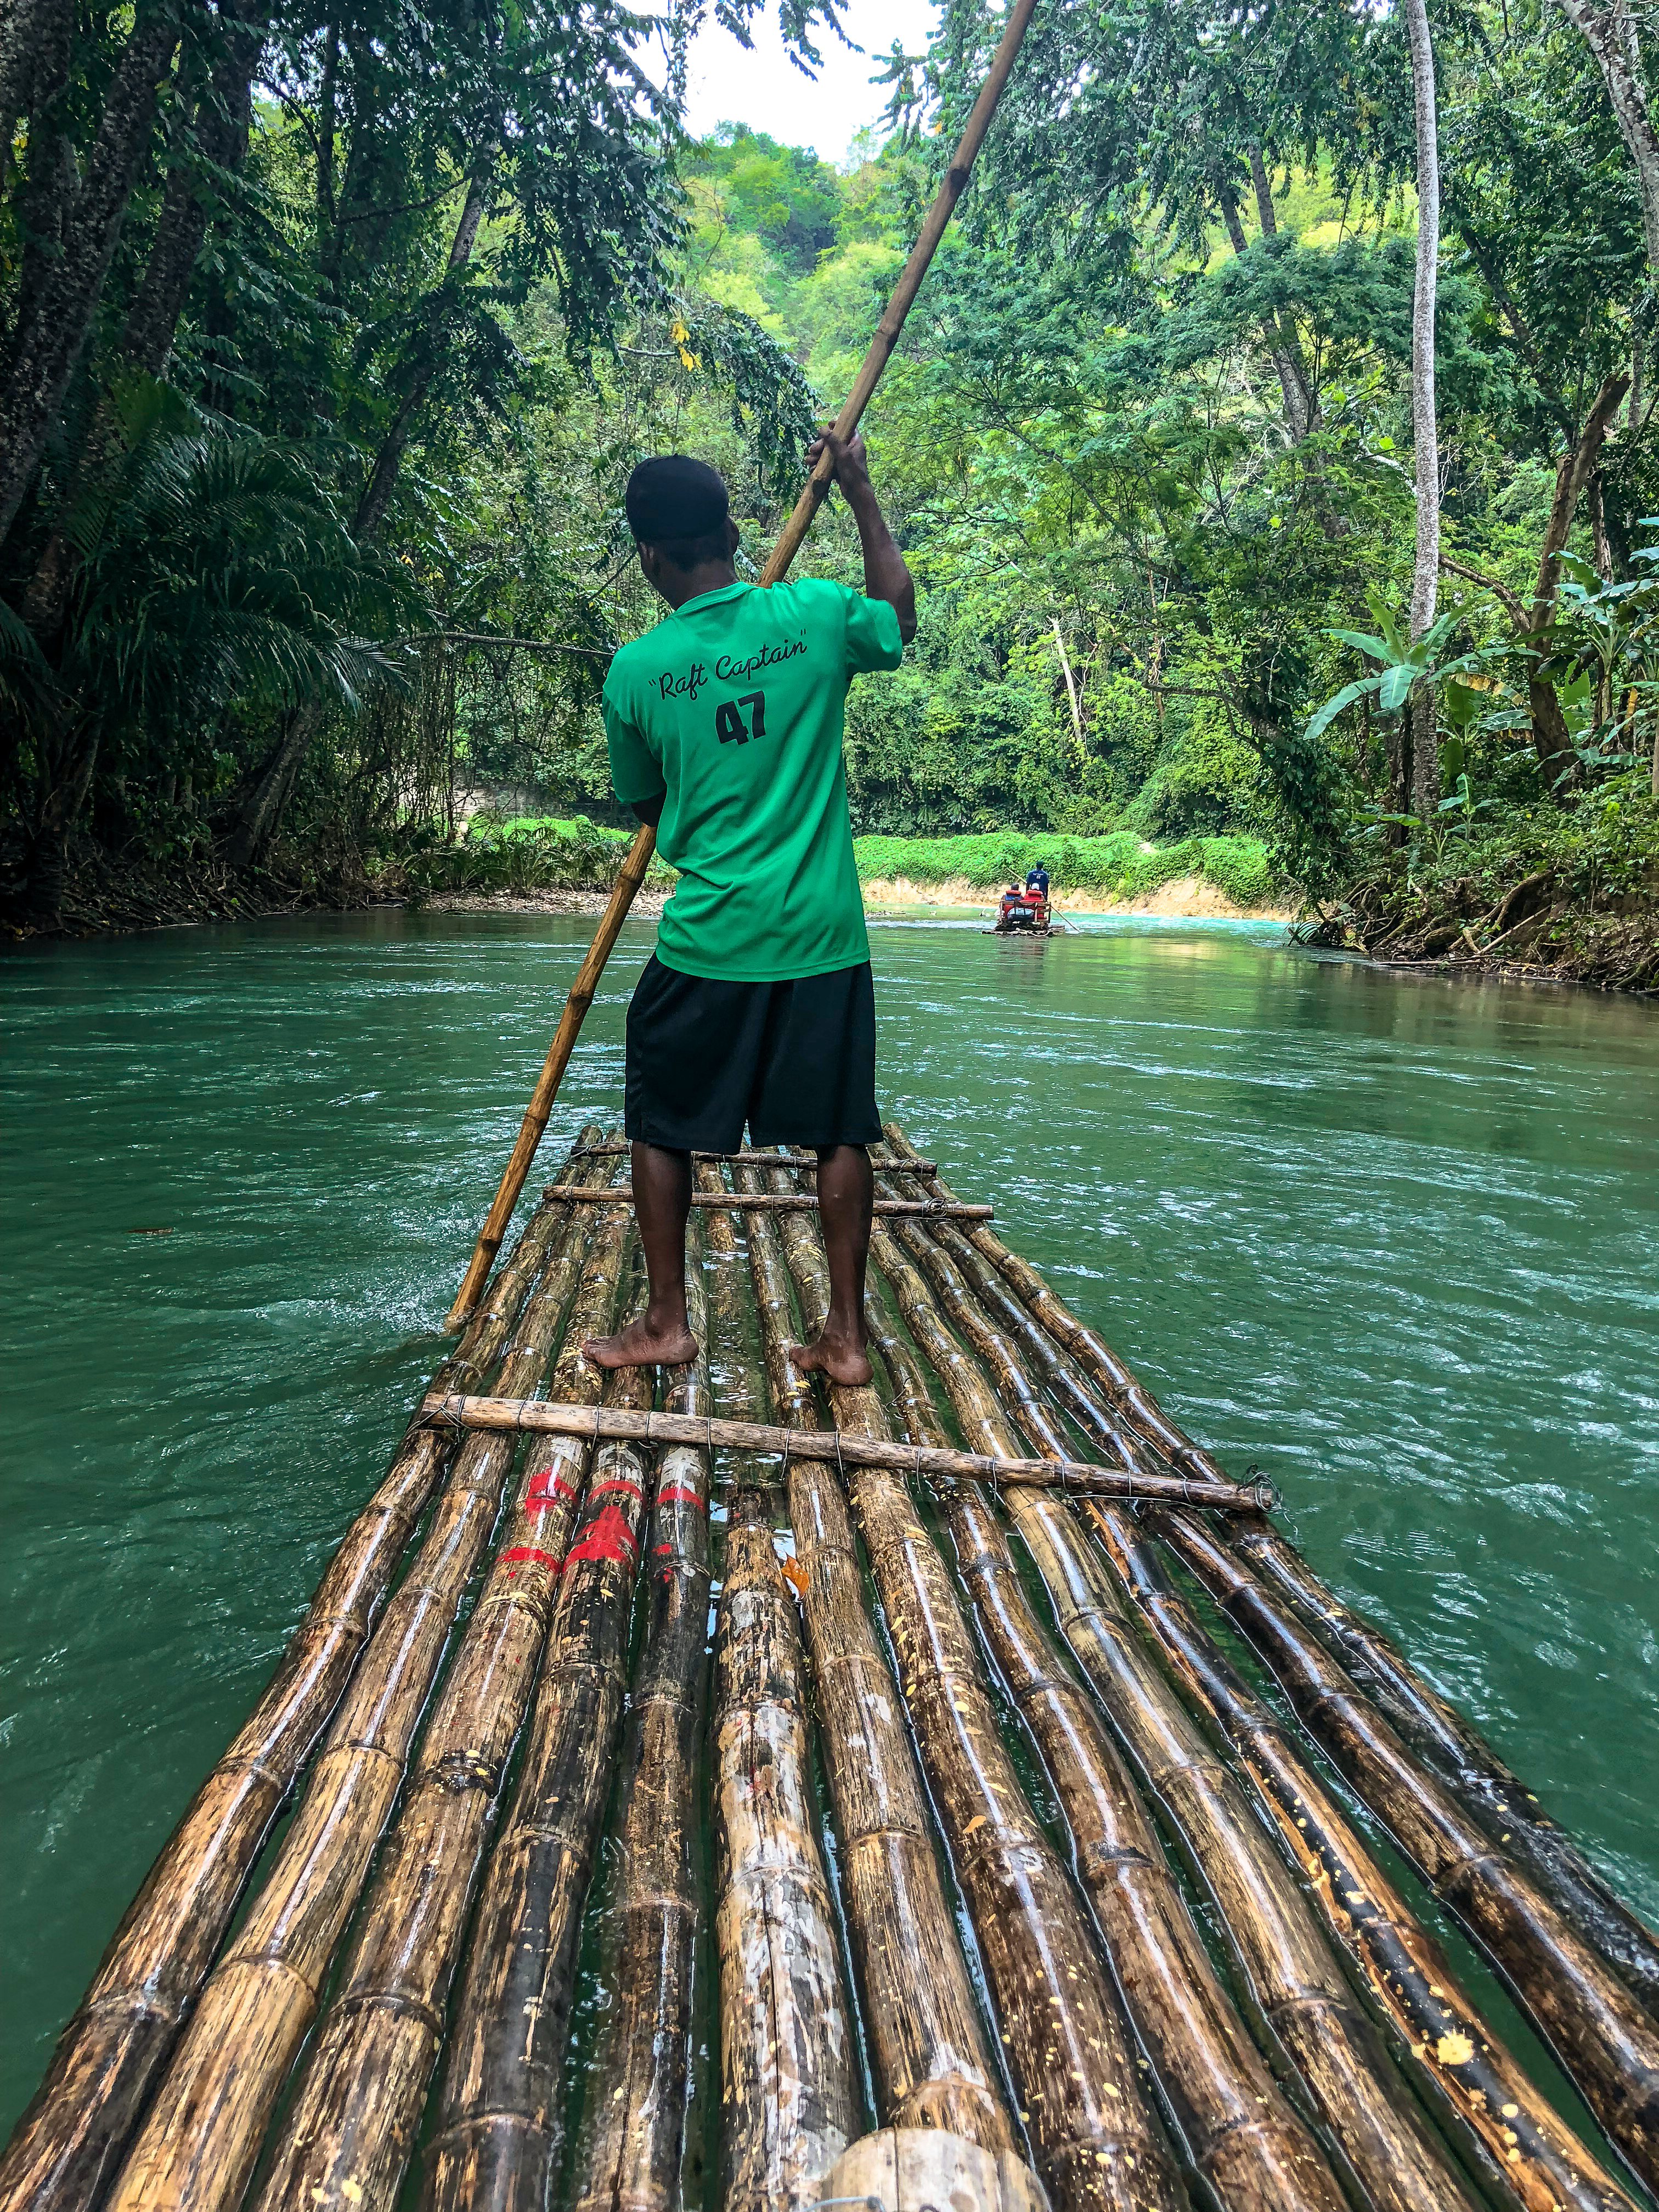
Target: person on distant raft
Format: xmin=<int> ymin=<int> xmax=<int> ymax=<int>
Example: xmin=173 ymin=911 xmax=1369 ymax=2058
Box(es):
xmin=582 ymin=431 xmax=916 ymax=1385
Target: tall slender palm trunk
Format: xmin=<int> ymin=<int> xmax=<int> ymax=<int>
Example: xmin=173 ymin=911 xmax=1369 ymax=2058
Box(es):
xmin=1406 ymin=0 xmax=1442 ymax=824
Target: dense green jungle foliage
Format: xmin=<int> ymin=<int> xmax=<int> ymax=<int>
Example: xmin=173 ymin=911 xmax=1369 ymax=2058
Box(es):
xmin=2 ymin=0 xmax=1656 ymax=983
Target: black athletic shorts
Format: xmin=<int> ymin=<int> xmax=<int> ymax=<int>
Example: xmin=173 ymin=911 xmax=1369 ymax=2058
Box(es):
xmin=624 ymin=955 xmax=882 ymax=1153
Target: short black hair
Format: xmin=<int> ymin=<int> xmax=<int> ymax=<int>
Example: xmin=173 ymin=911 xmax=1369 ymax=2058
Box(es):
xmin=647 ymin=521 xmax=735 ymax=572
xmin=625 ymin=454 xmax=730 ymax=546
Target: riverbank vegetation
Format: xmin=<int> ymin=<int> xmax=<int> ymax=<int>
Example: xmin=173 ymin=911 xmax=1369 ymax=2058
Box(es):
xmin=2 ymin=0 xmax=1656 ymax=986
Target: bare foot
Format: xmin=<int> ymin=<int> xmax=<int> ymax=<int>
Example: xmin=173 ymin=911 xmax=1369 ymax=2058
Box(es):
xmin=583 ymin=1314 xmax=698 ymax=1369
xmin=788 ymin=1333 xmax=873 ymax=1387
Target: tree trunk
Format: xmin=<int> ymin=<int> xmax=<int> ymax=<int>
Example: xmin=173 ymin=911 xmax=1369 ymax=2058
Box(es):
xmin=23 ymin=718 xmax=99 ymax=927
xmin=20 ymin=3 xmax=262 ymax=659
xmin=352 ymin=156 xmax=493 ymax=542
xmin=1246 ymin=143 xmax=1320 ymax=438
xmin=1406 ymin=0 xmax=1442 ymax=824
xmin=122 ymin=6 xmax=262 ymax=377
xmin=1217 ymin=189 xmax=1315 ymax=442
xmin=0 ymin=0 xmax=76 ymax=186
xmin=1523 ymin=369 xmax=1630 ymax=778
xmin=227 ymin=703 xmax=323 ymax=868
xmin=1051 ymin=617 xmax=1085 ymax=755
xmin=1556 ymin=0 xmax=1659 ymax=273
xmin=0 ymin=2 xmax=183 ymax=546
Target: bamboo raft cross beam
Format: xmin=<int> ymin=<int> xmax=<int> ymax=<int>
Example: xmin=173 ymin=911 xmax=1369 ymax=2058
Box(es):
xmin=416 ymin=1393 xmax=1280 ymax=1511
xmin=541 ymin=1184 xmax=993 ymax=1218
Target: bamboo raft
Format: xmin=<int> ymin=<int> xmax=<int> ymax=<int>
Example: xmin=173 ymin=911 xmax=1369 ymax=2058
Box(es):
xmin=6 ymin=1128 xmax=1659 ymax=2212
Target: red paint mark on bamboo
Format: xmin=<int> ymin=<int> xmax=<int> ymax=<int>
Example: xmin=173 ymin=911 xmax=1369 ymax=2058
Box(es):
xmin=656 ymin=1483 xmax=706 ymax=1509
xmin=524 ymin=1468 xmax=578 ymax=1509
xmin=499 ymin=1545 xmax=563 ymax=1571
xmin=589 ymin=1475 xmax=644 ymax=1505
xmin=565 ymin=1505 xmax=641 ymax=1567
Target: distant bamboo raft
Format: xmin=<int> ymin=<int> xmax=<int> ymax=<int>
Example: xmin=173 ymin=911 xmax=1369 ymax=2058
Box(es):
xmin=9 ymin=1121 xmax=1659 ymax=2212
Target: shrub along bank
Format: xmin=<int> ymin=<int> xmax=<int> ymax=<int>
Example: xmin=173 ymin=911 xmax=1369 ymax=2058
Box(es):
xmin=405 ymin=818 xmax=1282 ymax=911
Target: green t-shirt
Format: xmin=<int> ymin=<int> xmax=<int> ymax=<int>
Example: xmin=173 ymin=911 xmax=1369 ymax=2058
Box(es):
xmin=602 ymin=577 xmax=904 ymax=981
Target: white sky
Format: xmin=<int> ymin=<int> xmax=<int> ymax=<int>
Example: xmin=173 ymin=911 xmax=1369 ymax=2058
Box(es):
xmin=680 ymin=0 xmax=942 ymax=166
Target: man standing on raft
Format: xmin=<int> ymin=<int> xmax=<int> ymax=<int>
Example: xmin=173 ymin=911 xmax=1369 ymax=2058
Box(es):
xmin=583 ymin=430 xmax=915 ymax=1385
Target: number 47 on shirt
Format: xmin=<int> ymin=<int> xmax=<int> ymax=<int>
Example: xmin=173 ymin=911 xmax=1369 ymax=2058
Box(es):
xmin=715 ymin=691 xmax=766 ymax=746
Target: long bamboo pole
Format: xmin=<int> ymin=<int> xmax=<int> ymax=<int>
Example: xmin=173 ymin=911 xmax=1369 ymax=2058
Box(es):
xmin=1158 ymin=1513 xmax=1659 ymax=2195
xmin=698 ymin=1176 xmax=857 ymax=2212
xmin=441 ymin=0 xmax=1042 ymax=1332
xmin=417 ymin=1393 xmax=1274 ymax=1510
xmin=725 ymin=1163 xmax=1019 ymax=2156
xmin=860 ymin=1238 xmax=1348 ymax=2212
xmin=884 ymin=1124 xmax=1659 ymax=2021
xmin=0 ymin=1164 xmax=584 ymax=2212
xmin=570 ymin=1234 xmax=713 ymax=2212
xmin=420 ymin=1222 xmax=652 ymax=2212
xmin=866 ymin=1204 xmax=1484 ymax=2212
xmin=106 ymin=1158 xmax=623 ymax=2212
xmin=755 ymin=1175 xmax=1189 ymax=2212
xmin=249 ymin=1214 xmax=645 ymax=2212
xmin=1081 ymin=1502 xmax=1636 ymax=2212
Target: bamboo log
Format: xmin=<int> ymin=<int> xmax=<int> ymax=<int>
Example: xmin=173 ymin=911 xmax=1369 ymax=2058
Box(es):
xmin=106 ymin=1158 xmax=624 ymax=2212
xmin=867 ymin=1216 xmax=1485 ymax=2212
xmin=817 ymin=2130 xmax=1047 ymax=2212
xmin=733 ymin=1169 xmax=1031 ymax=2167
xmin=543 ymin=1185 xmax=993 ymax=1219
xmin=249 ymin=1211 xmax=644 ymax=2212
xmin=421 ymin=1218 xmax=652 ymax=2212
xmin=570 ymin=1234 xmax=714 ymax=2212
xmin=887 ymin=1125 xmax=1659 ymax=2025
xmin=571 ymin=1143 xmax=939 ymax=1175
xmin=1229 ymin=1517 xmax=1659 ymax=2028
xmin=754 ymin=1173 xmax=1185 ymax=2212
xmin=0 ymin=1164 xmax=585 ymax=2212
xmin=1157 ymin=1513 xmax=1659 ymax=2194
xmin=1080 ymin=1502 xmax=1637 ymax=2212
xmin=903 ymin=1131 xmax=1644 ymax=2207
xmin=699 ymin=1170 xmax=856 ymax=2212
xmin=441 ymin=0 xmax=1041 ymax=1334
xmin=417 ymin=1394 xmax=1272 ymax=1511
xmin=863 ymin=1233 xmax=1347 ymax=2212
xmin=881 ymin=1125 xmax=1222 ymax=1485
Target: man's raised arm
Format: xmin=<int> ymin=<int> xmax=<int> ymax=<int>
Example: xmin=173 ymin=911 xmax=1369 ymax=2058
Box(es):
xmin=805 ymin=426 xmax=917 ymax=644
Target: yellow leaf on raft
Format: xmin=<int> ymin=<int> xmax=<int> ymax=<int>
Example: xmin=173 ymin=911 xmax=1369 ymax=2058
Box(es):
xmin=1436 ymin=2033 xmax=1475 ymax=2066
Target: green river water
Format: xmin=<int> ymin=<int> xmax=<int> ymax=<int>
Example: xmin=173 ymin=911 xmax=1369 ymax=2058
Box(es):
xmin=3 ymin=910 xmax=1656 ymax=2171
